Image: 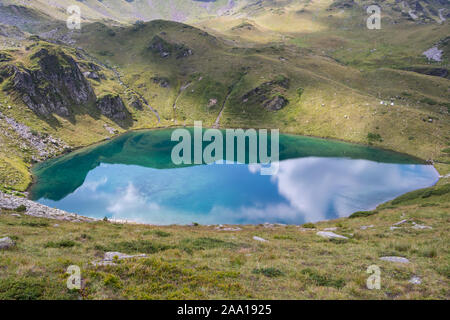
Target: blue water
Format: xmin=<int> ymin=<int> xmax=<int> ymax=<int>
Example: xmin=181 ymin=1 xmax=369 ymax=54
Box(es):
xmin=31 ymin=130 xmax=439 ymax=225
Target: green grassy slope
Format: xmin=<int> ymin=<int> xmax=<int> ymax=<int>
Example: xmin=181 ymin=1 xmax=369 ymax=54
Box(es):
xmin=0 ymin=181 xmax=448 ymax=299
xmin=0 ymin=2 xmax=449 ymax=191
xmin=0 ymin=39 xmax=160 ymax=192
xmin=0 ymin=0 xmax=448 ymax=301
xmin=73 ymin=18 xmax=449 ymax=160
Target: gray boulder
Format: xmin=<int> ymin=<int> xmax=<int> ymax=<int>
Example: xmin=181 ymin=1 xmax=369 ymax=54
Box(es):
xmin=103 ymin=252 xmax=147 ymax=261
xmin=253 ymin=236 xmax=268 ymax=242
xmin=380 ymin=256 xmax=410 ymax=264
xmin=316 ymin=231 xmax=348 ymax=240
xmin=0 ymin=237 xmax=15 ymax=250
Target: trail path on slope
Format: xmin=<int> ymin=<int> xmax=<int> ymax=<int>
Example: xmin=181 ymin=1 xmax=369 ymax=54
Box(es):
xmin=212 ymin=74 xmax=245 ymax=129
xmin=172 ymin=82 xmax=193 ymax=123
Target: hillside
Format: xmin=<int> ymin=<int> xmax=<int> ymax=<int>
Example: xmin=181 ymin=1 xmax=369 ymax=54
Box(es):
xmin=3 ymin=0 xmax=449 ymax=24
xmin=0 ymin=0 xmax=449 ymax=302
xmin=0 ymin=0 xmax=251 ymax=24
xmin=0 ymin=2 xmax=448 ymax=193
xmin=0 ymin=181 xmax=449 ymax=299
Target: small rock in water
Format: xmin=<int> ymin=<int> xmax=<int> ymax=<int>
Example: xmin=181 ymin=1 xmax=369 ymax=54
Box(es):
xmin=0 ymin=237 xmax=15 ymax=250
xmin=316 ymin=231 xmax=348 ymax=240
xmin=409 ymin=276 xmax=422 ymax=285
xmin=253 ymin=236 xmax=268 ymax=242
xmin=380 ymin=256 xmax=410 ymax=264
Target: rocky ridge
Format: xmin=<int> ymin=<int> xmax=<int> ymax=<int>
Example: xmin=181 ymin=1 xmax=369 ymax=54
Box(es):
xmin=4 ymin=47 xmax=95 ymax=118
xmin=0 ymin=191 xmax=94 ymax=222
xmin=0 ymin=43 xmax=131 ymax=124
xmin=96 ymin=93 xmax=130 ymax=122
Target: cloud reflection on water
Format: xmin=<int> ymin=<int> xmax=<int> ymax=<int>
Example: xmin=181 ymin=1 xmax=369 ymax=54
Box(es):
xmin=38 ymin=157 xmax=438 ymax=225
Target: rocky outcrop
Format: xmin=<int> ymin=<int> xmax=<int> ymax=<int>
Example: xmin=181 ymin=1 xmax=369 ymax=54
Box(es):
xmin=0 ymin=192 xmax=94 ymax=222
xmin=423 ymin=46 xmax=443 ymax=62
xmin=0 ymin=51 xmax=12 ymax=62
xmin=129 ymin=97 xmax=143 ymax=110
xmin=264 ymin=95 xmax=289 ymax=111
xmin=126 ymin=91 xmax=143 ymax=110
xmin=2 ymin=47 xmax=95 ymax=118
xmin=151 ymin=76 xmax=170 ymax=88
xmin=148 ymin=35 xmax=172 ymax=58
xmin=147 ymin=35 xmax=193 ymax=59
xmin=0 ymin=45 xmax=134 ymax=124
xmin=0 ymin=237 xmax=15 ymax=250
xmin=96 ymin=94 xmax=130 ymax=122
xmin=242 ymin=76 xmax=290 ymax=111
xmin=83 ymin=71 xmax=100 ymax=81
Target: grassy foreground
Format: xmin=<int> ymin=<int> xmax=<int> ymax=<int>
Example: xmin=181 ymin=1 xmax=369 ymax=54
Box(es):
xmin=0 ymin=182 xmax=448 ymax=300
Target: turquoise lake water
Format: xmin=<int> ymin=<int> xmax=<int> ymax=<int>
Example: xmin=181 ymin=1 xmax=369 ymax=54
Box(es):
xmin=30 ymin=129 xmax=439 ymax=225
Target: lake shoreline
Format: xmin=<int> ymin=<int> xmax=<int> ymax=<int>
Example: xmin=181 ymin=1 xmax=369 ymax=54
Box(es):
xmin=22 ymin=127 xmax=444 ymax=226
xmin=28 ymin=124 xmax=433 ymax=187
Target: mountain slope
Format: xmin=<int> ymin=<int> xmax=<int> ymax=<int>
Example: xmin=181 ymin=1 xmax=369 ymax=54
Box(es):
xmin=2 ymin=0 xmax=448 ymax=25
xmin=0 ymin=1 xmax=449 ymax=193
xmin=0 ymin=0 xmax=251 ymax=24
xmin=73 ymin=19 xmax=449 ymax=157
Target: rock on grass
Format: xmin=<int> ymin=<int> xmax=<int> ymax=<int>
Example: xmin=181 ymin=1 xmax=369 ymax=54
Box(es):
xmin=379 ymin=256 xmax=410 ymax=264
xmin=253 ymin=236 xmax=268 ymax=242
xmin=316 ymin=231 xmax=348 ymax=240
xmin=0 ymin=237 xmax=15 ymax=250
